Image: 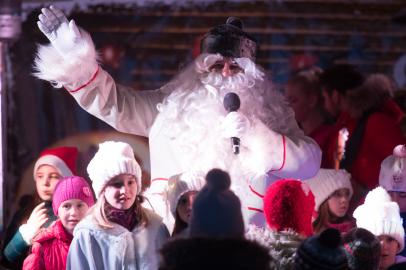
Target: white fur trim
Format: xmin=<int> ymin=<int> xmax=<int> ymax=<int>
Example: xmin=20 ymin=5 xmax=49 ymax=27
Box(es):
xmin=33 ymin=155 xmax=73 ymax=179
xmin=19 ymin=224 xmax=37 ymax=245
xmin=33 ymin=29 xmax=99 ymax=90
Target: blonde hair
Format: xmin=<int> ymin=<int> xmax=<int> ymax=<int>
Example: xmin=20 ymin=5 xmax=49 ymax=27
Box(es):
xmin=88 ymin=192 xmax=149 ymax=229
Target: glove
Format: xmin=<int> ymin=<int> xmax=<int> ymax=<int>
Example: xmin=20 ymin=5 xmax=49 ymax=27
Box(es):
xmin=19 ymin=202 xmax=49 ymax=244
xmin=37 ymin=5 xmax=82 ymax=57
xmin=221 ymin=111 xmax=250 ymax=139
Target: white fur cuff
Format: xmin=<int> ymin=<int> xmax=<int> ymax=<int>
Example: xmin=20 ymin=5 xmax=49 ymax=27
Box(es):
xmin=33 ymin=29 xmax=99 ymax=90
xmin=19 ymin=223 xmax=37 ymax=245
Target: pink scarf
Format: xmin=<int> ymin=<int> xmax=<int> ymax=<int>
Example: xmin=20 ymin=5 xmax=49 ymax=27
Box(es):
xmin=104 ymin=202 xmax=138 ymax=231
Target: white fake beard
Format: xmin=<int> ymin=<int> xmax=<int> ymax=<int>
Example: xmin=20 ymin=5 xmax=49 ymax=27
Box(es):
xmin=157 ymin=54 xmax=266 ymax=175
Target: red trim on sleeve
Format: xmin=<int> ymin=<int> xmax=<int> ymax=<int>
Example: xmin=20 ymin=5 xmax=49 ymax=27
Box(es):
xmin=249 ymin=185 xmax=264 ymax=198
xmin=270 ymin=134 xmax=286 ymax=172
xmin=151 ymin=178 xmax=169 ymax=182
xmin=67 ymin=66 xmax=100 ymax=93
xmin=247 ymin=207 xmax=263 ymax=213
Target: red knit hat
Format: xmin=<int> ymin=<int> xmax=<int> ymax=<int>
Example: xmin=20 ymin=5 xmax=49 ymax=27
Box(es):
xmin=52 ymin=176 xmax=95 ymax=215
xmin=263 ymin=179 xmax=315 ymax=237
xmin=33 ymin=146 xmax=78 ymax=179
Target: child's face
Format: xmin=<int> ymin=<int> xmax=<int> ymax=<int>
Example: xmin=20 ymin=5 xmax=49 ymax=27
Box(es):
xmin=177 ymin=191 xmax=197 ymax=224
xmin=35 ymin=165 xmax=61 ymax=201
xmin=327 ymin=188 xmax=351 ymax=218
xmin=58 ymin=199 xmax=89 ymax=235
xmin=378 ymin=235 xmax=399 ymax=270
xmin=104 ymin=174 xmax=137 ymax=210
xmin=388 ymin=191 xmax=406 ymax=213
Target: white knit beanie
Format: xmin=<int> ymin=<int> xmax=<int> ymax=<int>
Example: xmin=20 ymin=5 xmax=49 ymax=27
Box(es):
xmin=305 ymin=169 xmax=353 ymax=211
xmin=87 ymin=141 xmax=142 ymax=198
xmin=166 ymin=171 xmax=205 ymax=217
xmin=379 ymin=145 xmax=406 ymax=192
xmin=353 ymin=187 xmax=405 ymax=252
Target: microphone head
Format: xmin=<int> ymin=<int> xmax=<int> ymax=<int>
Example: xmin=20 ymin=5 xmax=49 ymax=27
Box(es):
xmin=223 ymin=92 xmax=241 ymax=112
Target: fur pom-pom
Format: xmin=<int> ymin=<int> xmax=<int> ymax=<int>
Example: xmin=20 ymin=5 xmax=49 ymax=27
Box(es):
xmin=393 ymin=145 xmax=406 ymax=158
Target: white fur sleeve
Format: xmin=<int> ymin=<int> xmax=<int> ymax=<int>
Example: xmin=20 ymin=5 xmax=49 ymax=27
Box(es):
xmin=243 ymin=118 xmax=321 ymax=179
xmin=33 ymin=29 xmax=98 ymax=90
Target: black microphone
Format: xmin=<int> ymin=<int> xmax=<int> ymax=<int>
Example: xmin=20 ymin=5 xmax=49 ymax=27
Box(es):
xmin=223 ymin=92 xmax=241 ymax=155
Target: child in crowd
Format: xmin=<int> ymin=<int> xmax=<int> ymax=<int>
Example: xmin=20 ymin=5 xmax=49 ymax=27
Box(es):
xmin=23 ymin=176 xmax=95 ymax=270
xmin=379 ymin=144 xmax=406 ymax=256
xmin=294 ymin=228 xmax=348 ymax=269
xmin=166 ymin=172 xmax=205 ymax=237
xmin=306 ymin=169 xmax=355 ymax=234
xmin=353 ymin=187 xmax=406 ymax=270
xmin=246 ymin=179 xmax=315 ymax=270
xmin=342 ymin=228 xmax=381 ymax=270
xmin=159 ymin=169 xmax=273 ymax=270
xmin=2 ymin=146 xmax=78 ymax=269
xmin=67 ymin=141 xmax=169 ymax=270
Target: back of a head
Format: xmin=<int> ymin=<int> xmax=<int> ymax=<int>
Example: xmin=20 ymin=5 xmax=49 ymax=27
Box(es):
xmin=294 ymin=228 xmax=348 ymax=270
xmin=342 ymin=228 xmax=381 ymax=270
xmin=319 ymin=64 xmax=365 ymax=95
xmin=189 ymin=168 xmax=244 ymax=238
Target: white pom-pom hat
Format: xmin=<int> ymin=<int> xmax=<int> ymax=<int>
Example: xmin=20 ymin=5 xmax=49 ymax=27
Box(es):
xmin=305 ymin=169 xmax=353 ymax=211
xmin=379 ymin=145 xmax=406 ymax=192
xmin=353 ymin=187 xmax=405 ymax=252
xmin=166 ymin=171 xmax=205 ymax=217
xmin=87 ymin=141 xmax=142 ymax=198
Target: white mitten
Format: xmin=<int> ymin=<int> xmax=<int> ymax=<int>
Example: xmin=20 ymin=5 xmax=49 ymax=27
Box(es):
xmin=19 ymin=202 xmax=49 ymax=244
xmin=221 ymin=111 xmax=250 ymax=139
xmin=37 ymin=5 xmax=82 ymax=58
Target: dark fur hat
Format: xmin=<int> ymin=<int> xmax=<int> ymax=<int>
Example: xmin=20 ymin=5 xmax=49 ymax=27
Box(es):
xmin=200 ymin=17 xmax=257 ymax=60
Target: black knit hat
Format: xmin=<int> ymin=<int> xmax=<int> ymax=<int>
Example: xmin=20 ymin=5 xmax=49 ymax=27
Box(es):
xmin=189 ymin=168 xmax=244 ymax=238
xmin=294 ymin=228 xmax=348 ymax=270
xmin=342 ymin=228 xmax=381 ymax=270
xmin=200 ymin=17 xmax=258 ymax=60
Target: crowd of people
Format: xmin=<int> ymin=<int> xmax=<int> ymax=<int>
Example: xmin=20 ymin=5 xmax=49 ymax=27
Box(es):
xmin=1 ymin=4 xmax=406 ymax=270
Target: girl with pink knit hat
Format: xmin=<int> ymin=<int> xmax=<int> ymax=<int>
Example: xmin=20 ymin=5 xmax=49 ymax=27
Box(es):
xmin=2 ymin=146 xmax=78 ymax=269
xmin=306 ymin=168 xmax=355 ymax=235
xmin=22 ymin=176 xmax=95 ymax=270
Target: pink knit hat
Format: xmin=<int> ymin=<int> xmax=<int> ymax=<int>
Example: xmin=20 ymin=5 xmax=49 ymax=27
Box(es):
xmin=52 ymin=176 xmax=95 ymax=215
xmin=33 ymin=146 xmax=78 ymax=179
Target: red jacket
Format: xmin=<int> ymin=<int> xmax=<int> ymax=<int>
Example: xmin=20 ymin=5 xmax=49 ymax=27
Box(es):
xmin=309 ymin=123 xmax=337 ymax=168
xmin=22 ymin=220 xmax=72 ymax=270
xmin=332 ymin=99 xmax=406 ymax=189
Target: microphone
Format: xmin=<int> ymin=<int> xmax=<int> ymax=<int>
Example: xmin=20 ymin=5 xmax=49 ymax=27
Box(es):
xmin=223 ymin=92 xmax=241 ymax=155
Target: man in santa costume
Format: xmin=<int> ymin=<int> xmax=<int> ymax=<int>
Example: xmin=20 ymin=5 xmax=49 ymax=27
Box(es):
xmin=33 ymin=6 xmax=321 ymax=228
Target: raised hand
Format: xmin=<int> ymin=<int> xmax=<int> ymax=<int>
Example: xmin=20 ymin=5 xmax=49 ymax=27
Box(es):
xmin=26 ymin=202 xmax=49 ymax=233
xmin=37 ymin=5 xmax=82 ymax=57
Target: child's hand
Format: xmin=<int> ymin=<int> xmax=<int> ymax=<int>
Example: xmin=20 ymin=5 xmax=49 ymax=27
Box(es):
xmin=19 ymin=202 xmax=49 ymax=244
xmin=37 ymin=5 xmax=82 ymax=57
xmin=26 ymin=202 xmax=49 ymax=232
